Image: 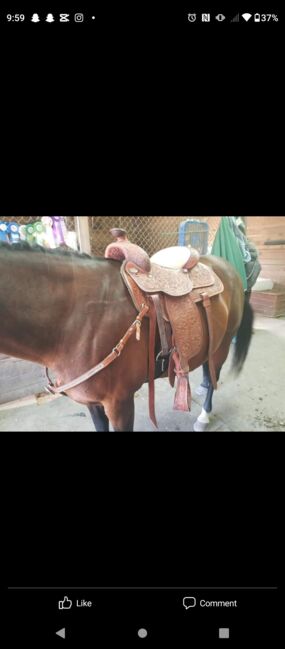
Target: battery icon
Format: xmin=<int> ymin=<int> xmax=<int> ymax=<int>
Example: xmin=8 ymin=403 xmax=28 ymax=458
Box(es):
xmin=254 ymin=13 xmax=260 ymax=21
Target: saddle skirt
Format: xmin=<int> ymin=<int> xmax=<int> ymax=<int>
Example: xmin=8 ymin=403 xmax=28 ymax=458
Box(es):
xmin=123 ymin=260 xmax=223 ymax=300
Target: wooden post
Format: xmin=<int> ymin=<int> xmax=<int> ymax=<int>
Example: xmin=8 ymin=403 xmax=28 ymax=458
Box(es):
xmin=75 ymin=217 xmax=91 ymax=255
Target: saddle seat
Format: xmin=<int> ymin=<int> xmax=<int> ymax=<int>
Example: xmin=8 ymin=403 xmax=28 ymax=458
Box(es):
xmin=105 ymin=228 xmax=216 ymax=295
xmin=151 ymin=245 xmax=199 ymax=270
xmin=105 ymin=228 xmax=224 ymax=427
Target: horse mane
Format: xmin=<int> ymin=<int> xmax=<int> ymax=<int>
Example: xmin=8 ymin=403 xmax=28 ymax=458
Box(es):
xmin=0 ymin=240 xmax=96 ymax=260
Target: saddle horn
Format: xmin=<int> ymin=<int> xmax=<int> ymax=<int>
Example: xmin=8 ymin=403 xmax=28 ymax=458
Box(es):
xmin=110 ymin=228 xmax=128 ymax=241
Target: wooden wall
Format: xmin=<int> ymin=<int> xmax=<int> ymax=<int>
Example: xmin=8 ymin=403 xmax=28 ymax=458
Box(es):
xmin=246 ymin=216 xmax=285 ymax=286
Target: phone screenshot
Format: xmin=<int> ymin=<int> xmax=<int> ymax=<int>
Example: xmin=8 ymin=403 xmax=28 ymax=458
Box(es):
xmin=2 ymin=3 xmax=281 ymax=647
xmin=4 ymin=215 xmax=282 ymax=644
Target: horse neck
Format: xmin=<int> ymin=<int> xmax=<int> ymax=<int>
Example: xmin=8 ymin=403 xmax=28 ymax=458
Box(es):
xmin=0 ymin=251 xmax=76 ymax=366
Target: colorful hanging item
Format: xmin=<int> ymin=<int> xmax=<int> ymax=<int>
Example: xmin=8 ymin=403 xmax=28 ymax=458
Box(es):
xmin=51 ymin=216 xmax=68 ymax=246
xmin=0 ymin=221 xmax=9 ymax=242
xmin=7 ymin=222 xmax=21 ymax=243
xmin=41 ymin=216 xmax=56 ymax=248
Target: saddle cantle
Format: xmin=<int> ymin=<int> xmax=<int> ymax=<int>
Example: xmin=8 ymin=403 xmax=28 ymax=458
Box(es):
xmin=105 ymin=228 xmax=224 ymax=428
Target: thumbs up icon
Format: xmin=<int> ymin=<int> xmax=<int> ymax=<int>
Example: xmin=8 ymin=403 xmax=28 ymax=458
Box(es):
xmin=58 ymin=596 xmax=72 ymax=610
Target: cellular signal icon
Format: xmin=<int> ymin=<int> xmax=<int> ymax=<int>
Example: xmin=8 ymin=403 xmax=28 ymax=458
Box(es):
xmin=242 ymin=13 xmax=252 ymax=21
xmin=231 ymin=14 xmax=239 ymax=22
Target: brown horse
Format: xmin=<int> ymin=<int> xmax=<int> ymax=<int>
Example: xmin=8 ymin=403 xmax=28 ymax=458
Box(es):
xmin=0 ymin=241 xmax=253 ymax=431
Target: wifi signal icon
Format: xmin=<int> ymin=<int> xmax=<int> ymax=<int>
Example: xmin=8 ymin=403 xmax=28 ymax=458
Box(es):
xmin=242 ymin=13 xmax=252 ymax=21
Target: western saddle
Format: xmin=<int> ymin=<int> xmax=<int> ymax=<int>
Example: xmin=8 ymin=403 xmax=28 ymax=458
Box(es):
xmin=105 ymin=228 xmax=224 ymax=427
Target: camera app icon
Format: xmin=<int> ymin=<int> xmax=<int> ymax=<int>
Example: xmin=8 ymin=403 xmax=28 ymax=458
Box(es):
xmin=74 ymin=13 xmax=84 ymax=22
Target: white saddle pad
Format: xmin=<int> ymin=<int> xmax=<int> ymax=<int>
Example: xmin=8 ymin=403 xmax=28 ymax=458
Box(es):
xmin=150 ymin=246 xmax=190 ymax=269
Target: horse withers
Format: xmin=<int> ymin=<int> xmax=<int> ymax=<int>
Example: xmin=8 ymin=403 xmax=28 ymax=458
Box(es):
xmin=0 ymin=239 xmax=253 ymax=431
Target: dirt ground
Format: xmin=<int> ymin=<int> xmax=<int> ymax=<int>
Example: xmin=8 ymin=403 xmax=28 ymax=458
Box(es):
xmin=0 ymin=315 xmax=284 ymax=432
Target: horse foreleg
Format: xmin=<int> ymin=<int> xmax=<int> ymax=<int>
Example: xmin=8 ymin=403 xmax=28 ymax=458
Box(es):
xmin=106 ymin=396 xmax=135 ymax=432
xmin=88 ymin=403 xmax=110 ymax=432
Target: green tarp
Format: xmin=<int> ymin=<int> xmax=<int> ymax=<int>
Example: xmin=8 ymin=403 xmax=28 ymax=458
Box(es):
xmin=212 ymin=217 xmax=248 ymax=290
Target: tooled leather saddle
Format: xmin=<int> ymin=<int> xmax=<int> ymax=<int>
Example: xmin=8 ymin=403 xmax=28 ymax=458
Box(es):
xmin=105 ymin=228 xmax=224 ymax=427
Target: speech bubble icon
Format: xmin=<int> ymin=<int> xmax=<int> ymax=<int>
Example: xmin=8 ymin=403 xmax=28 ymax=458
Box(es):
xmin=183 ymin=597 xmax=196 ymax=609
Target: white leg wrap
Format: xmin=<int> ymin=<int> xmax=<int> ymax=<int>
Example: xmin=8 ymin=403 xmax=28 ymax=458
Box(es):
xmin=197 ymin=408 xmax=210 ymax=425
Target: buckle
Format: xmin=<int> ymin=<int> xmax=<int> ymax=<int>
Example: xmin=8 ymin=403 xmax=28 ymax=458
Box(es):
xmin=45 ymin=385 xmax=55 ymax=394
xmin=156 ymin=349 xmax=172 ymax=362
xmin=113 ymin=345 xmax=122 ymax=357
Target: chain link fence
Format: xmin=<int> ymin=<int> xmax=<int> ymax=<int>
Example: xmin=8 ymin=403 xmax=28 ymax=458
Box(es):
xmin=89 ymin=216 xmax=222 ymax=257
xmin=2 ymin=216 xmax=36 ymax=225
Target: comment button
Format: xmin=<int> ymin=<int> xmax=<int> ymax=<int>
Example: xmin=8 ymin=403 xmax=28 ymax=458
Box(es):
xmin=183 ymin=597 xmax=196 ymax=609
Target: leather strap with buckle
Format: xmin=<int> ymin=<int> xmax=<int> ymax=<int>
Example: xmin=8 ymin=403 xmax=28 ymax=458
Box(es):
xmin=45 ymin=303 xmax=149 ymax=395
